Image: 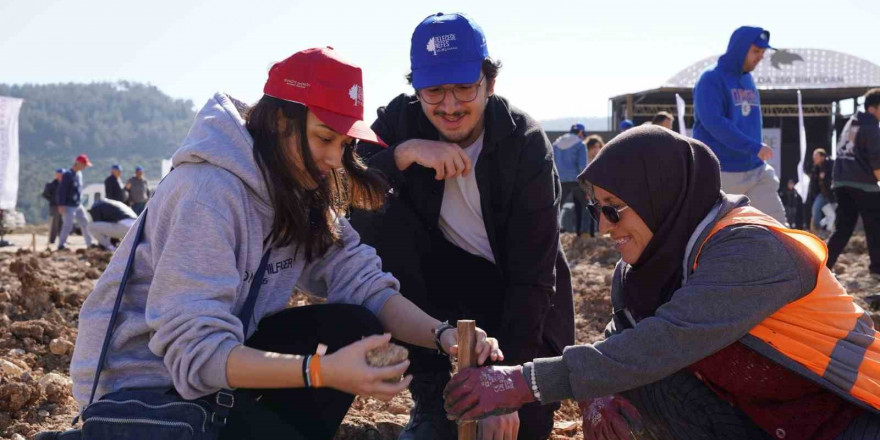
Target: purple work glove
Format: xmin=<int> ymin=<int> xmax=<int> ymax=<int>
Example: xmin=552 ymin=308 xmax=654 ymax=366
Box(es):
xmin=443 ymin=365 xmax=535 ymax=421
xmin=579 ymin=395 xmax=644 ymax=440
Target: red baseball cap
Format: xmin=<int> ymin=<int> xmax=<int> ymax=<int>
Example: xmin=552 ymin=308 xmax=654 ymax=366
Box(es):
xmin=263 ymin=47 xmax=387 ymax=147
xmin=75 ymin=154 xmax=92 ymax=167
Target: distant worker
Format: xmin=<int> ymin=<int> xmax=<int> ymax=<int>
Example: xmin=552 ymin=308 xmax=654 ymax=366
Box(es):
xmin=693 ymin=26 xmax=786 ymax=223
xmin=104 ymin=164 xmax=127 ymax=203
xmin=553 ymin=123 xmax=589 ymax=236
xmin=778 ymin=179 xmax=803 ymax=229
xmin=125 ymin=166 xmax=151 ymax=214
xmin=55 ymin=154 xmax=94 ymax=251
xmin=827 ymin=88 xmax=880 ymax=279
xmin=619 ymin=119 xmax=634 ymax=132
xmin=586 ymin=134 xmax=604 ymax=162
xmin=808 ymin=148 xmax=834 ymax=234
xmin=651 ymin=111 xmax=674 ymax=130
xmin=88 ymin=198 xmax=137 ymax=251
xmin=41 ymin=168 xmax=64 ymax=245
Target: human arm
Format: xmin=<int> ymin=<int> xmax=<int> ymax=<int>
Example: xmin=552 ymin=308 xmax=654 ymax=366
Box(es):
xmin=55 ymin=173 xmax=71 ymax=206
xmin=694 ymin=74 xmax=763 ymax=158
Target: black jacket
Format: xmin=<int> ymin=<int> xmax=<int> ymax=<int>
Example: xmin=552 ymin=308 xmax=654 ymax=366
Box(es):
xmin=55 ymin=169 xmax=81 ymax=207
xmin=42 ymin=180 xmax=59 ymax=207
xmin=808 ymin=159 xmax=834 ymax=202
xmin=104 ymin=175 xmax=127 ymax=203
xmin=89 ymin=199 xmax=137 ymax=223
xmin=834 ymin=111 xmax=880 ymax=187
xmin=353 ymin=94 xmax=575 ymax=363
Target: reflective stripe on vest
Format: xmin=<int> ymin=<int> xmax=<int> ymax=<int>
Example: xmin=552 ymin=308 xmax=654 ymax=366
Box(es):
xmin=693 ymin=206 xmax=880 ymax=411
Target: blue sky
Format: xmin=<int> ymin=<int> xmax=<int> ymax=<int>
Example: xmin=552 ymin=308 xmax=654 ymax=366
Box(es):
xmin=2 ymin=0 xmax=878 ymax=120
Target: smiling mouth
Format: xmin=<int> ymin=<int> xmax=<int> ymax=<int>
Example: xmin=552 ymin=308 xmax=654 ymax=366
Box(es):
xmin=613 ymin=236 xmax=632 ymax=248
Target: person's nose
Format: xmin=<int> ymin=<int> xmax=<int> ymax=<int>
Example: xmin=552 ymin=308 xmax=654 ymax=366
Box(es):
xmin=436 ymin=88 xmax=460 ymax=114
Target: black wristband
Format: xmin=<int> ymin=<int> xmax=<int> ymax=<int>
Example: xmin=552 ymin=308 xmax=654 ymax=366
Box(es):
xmin=432 ymin=321 xmax=455 ymax=356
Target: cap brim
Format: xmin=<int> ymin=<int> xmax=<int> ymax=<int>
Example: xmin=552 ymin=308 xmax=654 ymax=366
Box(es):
xmin=310 ymin=106 xmax=388 ymax=148
xmin=754 ymin=40 xmax=774 ymax=50
xmin=411 ymin=59 xmax=483 ymax=89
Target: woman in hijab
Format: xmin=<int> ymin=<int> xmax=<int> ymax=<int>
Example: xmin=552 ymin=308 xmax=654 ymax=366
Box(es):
xmin=442 ymin=125 xmax=880 ymax=439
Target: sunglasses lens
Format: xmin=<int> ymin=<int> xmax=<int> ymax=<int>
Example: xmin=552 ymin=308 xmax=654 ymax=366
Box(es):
xmin=602 ymin=206 xmax=620 ymax=224
xmin=587 ymin=204 xmax=600 ymax=222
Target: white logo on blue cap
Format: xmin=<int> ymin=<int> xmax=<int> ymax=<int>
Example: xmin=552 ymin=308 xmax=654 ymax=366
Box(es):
xmin=427 ymin=33 xmax=457 ymax=56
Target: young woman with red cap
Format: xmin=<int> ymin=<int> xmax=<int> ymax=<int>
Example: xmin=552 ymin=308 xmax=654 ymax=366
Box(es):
xmin=68 ymin=47 xmax=501 ymax=439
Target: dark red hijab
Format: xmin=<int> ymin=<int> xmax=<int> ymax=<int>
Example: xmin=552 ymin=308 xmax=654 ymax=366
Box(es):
xmin=578 ymin=125 xmax=722 ymax=321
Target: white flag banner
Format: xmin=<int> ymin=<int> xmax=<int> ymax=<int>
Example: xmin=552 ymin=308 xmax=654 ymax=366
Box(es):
xmin=0 ymin=96 xmax=24 ymax=211
xmin=795 ymin=90 xmax=810 ymax=201
xmin=675 ymin=93 xmax=687 ymax=136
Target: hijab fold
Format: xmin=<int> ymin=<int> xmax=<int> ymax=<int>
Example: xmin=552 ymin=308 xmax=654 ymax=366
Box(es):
xmin=578 ymin=126 xmax=722 ymax=321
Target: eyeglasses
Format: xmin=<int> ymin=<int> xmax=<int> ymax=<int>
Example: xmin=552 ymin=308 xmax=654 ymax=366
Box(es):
xmin=587 ymin=202 xmax=630 ymax=224
xmin=417 ymin=76 xmax=485 ymax=105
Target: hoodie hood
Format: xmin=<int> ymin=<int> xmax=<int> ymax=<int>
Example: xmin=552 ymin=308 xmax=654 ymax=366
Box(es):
xmin=553 ymin=132 xmax=582 ymax=150
xmin=717 ymin=26 xmax=766 ymax=74
xmin=172 ymin=93 xmax=270 ymax=207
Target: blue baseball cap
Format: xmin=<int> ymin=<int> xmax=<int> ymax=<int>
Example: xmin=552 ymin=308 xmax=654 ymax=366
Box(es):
xmin=571 ymin=123 xmax=586 ymax=132
xmin=410 ymin=12 xmax=489 ymax=90
xmin=619 ymin=120 xmax=634 ymax=131
xmin=135 ymin=166 xmax=144 ymax=172
xmin=754 ymin=30 xmax=774 ymax=50
xmin=54 ymin=168 xmax=64 ymax=173
xmin=111 ymin=164 xmax=122 ymax=171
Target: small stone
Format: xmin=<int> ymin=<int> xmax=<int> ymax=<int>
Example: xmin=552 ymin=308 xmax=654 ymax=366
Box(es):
xmin=0 ymin=314 xmax=10 ymax=326
xmin=0 ymin=360 xmax=25 ymax=377
xmin=39 ymin=372 xmax=72 ymax=404
xmin=38 ymin=410 xmax=49 ymax=418
xmin=554 ymin=420 xmax=579 ymax=434
xmin=49 ymin=338 xmax=74 ymax=356
xmin=366 ymin=343 xmax=409 ymax=384
xmin=0 ymin=291 xmax=10 ymax=302
xmin=85 ymin=268 xmax=101 ymax=280
xmin=10 ymin=321 xmax=44 ymax=340
xmin=11 ymin=433 xmax=26 ymax=440
xmin=8 ymin=349 xmax=25 ymax=356
xmin=387 ymin=403 xmax=409 ymax=415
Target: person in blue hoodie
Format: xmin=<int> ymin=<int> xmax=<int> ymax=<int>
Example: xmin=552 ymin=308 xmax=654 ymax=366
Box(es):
xmin=693 ymin=26 xmax=787 ymax=224
xmin=554 ymin=123 xmax=589 ymax=235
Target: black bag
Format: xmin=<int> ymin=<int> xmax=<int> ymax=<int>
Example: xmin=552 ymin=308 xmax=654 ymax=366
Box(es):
xmin=36 ymin=209 xmax=272 ymax=440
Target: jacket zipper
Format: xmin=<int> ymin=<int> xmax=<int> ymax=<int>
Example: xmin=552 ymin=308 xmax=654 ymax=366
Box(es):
xmin=84 ymin=416 xmax=194 ymax=435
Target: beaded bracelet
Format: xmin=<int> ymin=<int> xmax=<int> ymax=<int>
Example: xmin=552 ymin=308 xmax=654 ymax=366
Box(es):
xmin=529 ymin=364 xmax=542 ymax=402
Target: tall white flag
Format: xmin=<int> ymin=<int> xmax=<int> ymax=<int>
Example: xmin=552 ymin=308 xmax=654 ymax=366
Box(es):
xmin=0 ymin=96 xmax=24 ymax=211
xmin=675 ymin=93 xmax=687 ymax=136
xmin=795 ymin=90 xmax=810 ymax=201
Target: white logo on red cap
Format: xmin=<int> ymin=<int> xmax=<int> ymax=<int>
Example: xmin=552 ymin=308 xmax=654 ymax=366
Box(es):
xmin=348 ymin=84 xmax=363 ymax=106
xmin=427 ymin=34 xmax=457 ymax=56
xmin=283 ymin=79 xmax=310 ymax=88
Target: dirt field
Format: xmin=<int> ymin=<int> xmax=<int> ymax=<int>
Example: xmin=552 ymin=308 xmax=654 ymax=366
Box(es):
xmin=0 ymin=232 xmax=873 ymax=439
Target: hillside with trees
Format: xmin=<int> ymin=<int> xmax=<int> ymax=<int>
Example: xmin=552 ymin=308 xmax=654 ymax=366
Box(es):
xmin=0 ymin=82 xmax=196 ymax=224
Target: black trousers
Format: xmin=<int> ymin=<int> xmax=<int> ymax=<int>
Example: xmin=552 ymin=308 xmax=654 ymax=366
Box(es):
xmin=219 ymin=304 xmax=383 ymax=440
xmin=561 ymin=181 xmax=591 ymax=236
xmin=826 ymin=187 xmax=880 ymax=274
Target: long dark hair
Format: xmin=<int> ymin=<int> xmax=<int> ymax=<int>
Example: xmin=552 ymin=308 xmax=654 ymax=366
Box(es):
xmin=246 ymin=95 xmax=387 ymax=261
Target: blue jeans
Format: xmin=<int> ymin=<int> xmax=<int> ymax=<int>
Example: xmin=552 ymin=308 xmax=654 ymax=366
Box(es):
xmin=812 ymin=193 xmax=829 ymax=231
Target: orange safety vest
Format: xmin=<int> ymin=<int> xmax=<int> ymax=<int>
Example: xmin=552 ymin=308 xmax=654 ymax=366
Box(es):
xmin=693 ymin=206 xmax=880 ymax=411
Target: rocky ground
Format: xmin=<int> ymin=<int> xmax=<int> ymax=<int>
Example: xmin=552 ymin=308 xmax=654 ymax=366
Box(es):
xmin=0 ymin=231 xmax=873 ymax=439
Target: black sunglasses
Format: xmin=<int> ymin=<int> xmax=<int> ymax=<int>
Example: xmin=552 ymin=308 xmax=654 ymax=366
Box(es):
xmin=587 ymin=202 xmax=630 ymax=224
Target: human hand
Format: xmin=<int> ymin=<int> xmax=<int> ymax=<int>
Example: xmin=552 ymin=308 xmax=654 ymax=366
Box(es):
xmin=322 ymin=333 xmax=412 ymax=401
xmin=758 ymin=145 xmax=773 ymax=161
xmin=443 ymin=365 xmax=534 ymax=421
xmin=394 ymin=139 xmax=472 ymax=180
xmin=478 ymin=412 xmax=519 ymax=440
xmin=579 ymin=395 xmax=643 ymax=440
xmin=440 ymin=326 xmax=503 ymax=365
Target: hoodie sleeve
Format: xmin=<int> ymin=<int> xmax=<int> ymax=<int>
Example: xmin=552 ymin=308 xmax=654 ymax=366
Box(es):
xmin=144 ymin=198 xmax=245 ymax=399
xmin=298 ymin=216 xmax=400 ymax=315
xmin=532 ymin=225 xmax=816 ymax=403
xmin=694 ymin=72 xmax=763 ymax=157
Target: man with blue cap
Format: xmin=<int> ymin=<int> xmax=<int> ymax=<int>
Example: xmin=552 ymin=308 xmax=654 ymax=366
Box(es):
xmin=352 ymin=12 xmax=573 ymax=440
xmin=693 ymin=26 xmax=787 ymax=223
xmin=553 ymin=123 xmax=590 ymax=236
xmin=104 ymin=164 xmax=127 ymax=203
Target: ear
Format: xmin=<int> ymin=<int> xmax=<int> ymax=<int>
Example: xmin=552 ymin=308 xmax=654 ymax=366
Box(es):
xmin=486 ymin=78 xmax=495 ymax=97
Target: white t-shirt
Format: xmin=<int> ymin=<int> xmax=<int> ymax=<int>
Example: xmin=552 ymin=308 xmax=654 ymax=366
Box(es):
xmin=438 ymin=132 xmax=495 ymax=263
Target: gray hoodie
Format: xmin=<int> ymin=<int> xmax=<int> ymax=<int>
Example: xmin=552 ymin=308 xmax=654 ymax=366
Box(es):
xmin=71 ymin=93 xmax=400 ymax=406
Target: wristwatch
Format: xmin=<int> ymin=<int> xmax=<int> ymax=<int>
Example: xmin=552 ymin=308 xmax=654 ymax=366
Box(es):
xmin=431 ymin=321 xmax=455 ymax=356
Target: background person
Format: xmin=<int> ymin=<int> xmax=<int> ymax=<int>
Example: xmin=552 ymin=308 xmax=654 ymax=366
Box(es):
xmin=808 ymin=148 xmax=835 ymax=235
xmin=554 ymin=123 xmax=589 ymax=236
xmin=104 ymin=164 xmax=127 ymax=203
xmin=88 ymin=198 xmax=136 ymax=251
xmin=70 ymin=48 xmax=501 ymax=440
xmin=41 ymin=168 xmax=64 ymax=245
xmin=650 ymin=111 xmax=674 ymax=130
xmin=55 ymin=154 xmax=94 ymax=250
xmin=826 ymin=88 xmax=880 ymax=279
xmin=125 ymin=165 xmax=151 ymax=214
xmin=443 ymin=126 xmax=880 ymax=440
xmin=692 ymin=26 xmax=787 ymax=223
